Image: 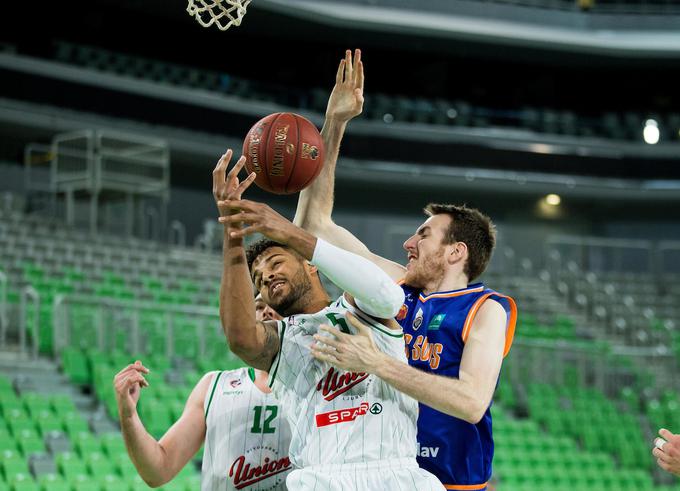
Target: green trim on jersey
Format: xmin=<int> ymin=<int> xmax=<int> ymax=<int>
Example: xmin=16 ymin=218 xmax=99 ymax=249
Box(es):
xmin=204 ymin=371 xmax=223 ymax=419
xmin=340 ymin=296 xmax=404 ymax=338
xmin=248 ymin=367 xmax=256 ymax=383
xmin=268 ymin=320 xmax=287 ymax=388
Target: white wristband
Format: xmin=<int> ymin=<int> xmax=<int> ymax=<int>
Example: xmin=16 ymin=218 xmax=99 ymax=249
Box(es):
xmin=311 ymin=238 xmax=404 ymax=319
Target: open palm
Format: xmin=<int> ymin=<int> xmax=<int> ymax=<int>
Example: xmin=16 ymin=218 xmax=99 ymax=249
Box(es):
xmin=326 ymin=49 xmax=365 ymax=123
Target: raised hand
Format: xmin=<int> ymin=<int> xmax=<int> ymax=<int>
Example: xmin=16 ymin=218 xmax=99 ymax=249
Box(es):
xmin=653 ymin=428 xmax=680 ymax=476
xmin=113 ymin=360 xmax=150 ymax=419
xmin=217 ymin=199 xmax=298 ymax=244
xmin=326 ymin=49 xmax=364 ymax=123
xmin=212 ymin=149 xmax=257 ymax=217
xmin=310 ymin=312 xmax=384 ymax=374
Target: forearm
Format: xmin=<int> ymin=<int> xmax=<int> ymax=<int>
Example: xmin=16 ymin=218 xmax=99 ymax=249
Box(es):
xmin=294 ymin=117 xmax=346 ymax=233
xmin=373 ymin=355 xmax=488 ymax=423
xmin=119 ymin=411 xmax=170 ymax=487
xmin=219 ymin=228 xmax=258 ymax=356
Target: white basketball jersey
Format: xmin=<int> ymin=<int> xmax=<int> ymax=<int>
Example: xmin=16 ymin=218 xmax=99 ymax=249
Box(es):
xmin=267 ymin=295 xmax=419 ymax=468
xmin=202 ymin=367 xmax=292 ymax=491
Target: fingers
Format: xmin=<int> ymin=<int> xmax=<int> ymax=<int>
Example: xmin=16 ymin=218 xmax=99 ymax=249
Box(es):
xmin=655 ymin=437 xmax=668 ymax=451
xmin=345 ymin=312 xmax=369 ymax=333
xmin=114 ymin=361 xmax=150 ymax=380
xmin=310 ymin=347 xmax=339 ymax=365
xmin=218 ymin=212 xmax=258 ymax=225
xmin=660 ymin=428 xmax=676 ymax=442
xmin=226 ymin=155 xmax=247 ymax=183
xmin=229 ymin=224 xmax=263 ymax=239
xmin=353 ymin=49 xmax=362 ymax=85
xmin=336 ymin=59 xmax=346 ymax=85
xmin=231 ymin=172 xmax=257 ymax=198
xmin=212 ymin=149 xmax=233 ymax=191
xmin=217 ymin=199 xmax=259 ymax=212
xmin=313 ymin=332 xmax=341 ymax=349
xmin=317 ymin=324 xmax=343 ymax=340
xmin=355 ymin=60 xmax=364 ymax=92
xmin=344 ymin=49 xmax=353 ymax=85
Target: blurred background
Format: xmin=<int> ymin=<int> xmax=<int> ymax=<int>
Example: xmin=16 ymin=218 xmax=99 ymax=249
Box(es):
xmin=1 ymin=0 xmax=680 ymax=490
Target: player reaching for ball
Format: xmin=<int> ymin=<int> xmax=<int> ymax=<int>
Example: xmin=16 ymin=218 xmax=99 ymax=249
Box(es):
xmin=113 ymin=294 xmax=292 ymax=491
xmin=211 ymin=54 xmax=444 ymax=487
xmin=295 ymin=49 xmax=517 ymax=491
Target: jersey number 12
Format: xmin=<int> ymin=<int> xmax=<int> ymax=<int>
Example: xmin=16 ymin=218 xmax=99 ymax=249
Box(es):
xmin=251 ymin=405 xmax=278 ymax=434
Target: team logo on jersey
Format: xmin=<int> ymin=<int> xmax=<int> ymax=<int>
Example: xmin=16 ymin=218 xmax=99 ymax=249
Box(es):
xmin=396 ymin=304 xmax=409 ymax=321
xmin=228 ymin=445 xmax=292 ymax=490
xmin=316 ymin=367 xmax=369 ymax=401
xmin=428 ymin=313 xmax=446 ymax=330
xmin=315 ymin=402 xmax=369 ymax=427
xmin=413 ymin=308 xmax=424 ymax=331
xmin=230 ymin=379 xmax=242 ymax=388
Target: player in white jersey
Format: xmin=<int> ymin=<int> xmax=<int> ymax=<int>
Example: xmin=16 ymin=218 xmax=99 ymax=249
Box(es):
xmin=213 ymin=152 xmax=444 ymax=490
xmin=113 ymin=295 xmax=292 ymax=490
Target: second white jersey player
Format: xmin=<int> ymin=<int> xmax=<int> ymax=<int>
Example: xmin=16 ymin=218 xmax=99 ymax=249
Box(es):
xmin=203 ymin=367 xmax=293 ymax=491
xmin=268 ymin=296 xmax=444 ymax=489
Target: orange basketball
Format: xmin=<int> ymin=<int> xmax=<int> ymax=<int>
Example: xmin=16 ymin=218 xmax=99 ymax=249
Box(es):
xmin=242 ymin=112 xmax=325 ymax=195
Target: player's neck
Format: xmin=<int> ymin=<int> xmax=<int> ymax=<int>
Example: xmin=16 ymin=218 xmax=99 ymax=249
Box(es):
xmin=253 ymin=369 xmax=272 ymax=394
xmin=422 ymin=272 xmax=469 ymax=295
xmin=296 ymin=285 xmax=331 ymax=314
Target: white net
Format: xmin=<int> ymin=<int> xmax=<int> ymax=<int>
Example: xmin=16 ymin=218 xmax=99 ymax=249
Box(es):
xmin=186 ymin=0 xmax=252 ymax=31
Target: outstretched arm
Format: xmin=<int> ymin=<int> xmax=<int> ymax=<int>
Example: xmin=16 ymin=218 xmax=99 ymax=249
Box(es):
xmin=213 ymin=150 xmax=280 ymax=370
xmin=311 ymin=301 xmax=507 ymax=424
xmin=293 ymin=49 xmax=405 ymax=282
xmin=115 ymin=362 xmax=210 ymax=488
xmin=220 ymin=200 xmax=403 ymax=319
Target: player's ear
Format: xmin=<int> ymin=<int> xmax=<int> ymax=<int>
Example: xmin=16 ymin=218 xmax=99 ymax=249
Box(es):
xmin=306 ymin=262 xmax=319 ymax=275
xmin=447 ymin=241 xmax=468 ymax=265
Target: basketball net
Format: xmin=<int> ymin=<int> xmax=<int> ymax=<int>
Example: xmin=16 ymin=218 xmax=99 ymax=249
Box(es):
xmin=186 ymin=0 xmax=252 ymax=31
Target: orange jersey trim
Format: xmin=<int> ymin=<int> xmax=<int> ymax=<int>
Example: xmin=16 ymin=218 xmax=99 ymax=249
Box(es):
xmin=444 ymin=482 xmax=488 ymax=490
xmin=418 ymin=286 xmax=485 ymax=303
xmin=461 ymin=293 xmax=517 ymax=358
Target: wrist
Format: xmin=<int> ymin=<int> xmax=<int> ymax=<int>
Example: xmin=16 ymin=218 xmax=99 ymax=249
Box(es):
xmin=370 ymin=352 xmax=392 ymax=378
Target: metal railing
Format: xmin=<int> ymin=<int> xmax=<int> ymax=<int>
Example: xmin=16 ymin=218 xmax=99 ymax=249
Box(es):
xmin=19 ymin=286 xmax=40 ymax=359
xmin=507 ymin=338 xmax=677 ymax=399
xmin=0 ymin=270 xmax=7 ymax=349
xmin=52 ymin=295 xmax=231 ymax=361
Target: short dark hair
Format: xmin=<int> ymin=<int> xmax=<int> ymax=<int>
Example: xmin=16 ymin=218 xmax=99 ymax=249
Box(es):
xmin=424 ymin=203 xmax=496 ymax=281
xmin=246 ymin=238 xmax=288 ymax=272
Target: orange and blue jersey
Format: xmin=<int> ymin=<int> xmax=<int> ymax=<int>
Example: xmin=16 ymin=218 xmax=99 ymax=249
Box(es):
xmin=397 ymin=282 xmax=517 ymax=491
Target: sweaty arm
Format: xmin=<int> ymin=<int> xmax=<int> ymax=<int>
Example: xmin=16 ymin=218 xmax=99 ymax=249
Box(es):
xmin=120 ymin=372 xmax=212 ymax=487
xmin=376 ymin=300 xmax=506 ymax=423
xmin=220 ymin=225 xmax=279 ymax=371
xmin=293 ymin=67 xmax=405 ymax=282
xmin=316 ymin=299 xmax=507 ymax=423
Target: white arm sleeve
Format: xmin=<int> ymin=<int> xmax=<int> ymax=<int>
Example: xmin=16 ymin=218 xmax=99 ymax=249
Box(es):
xmin=310 ymin=238 xmax=404 ymax=319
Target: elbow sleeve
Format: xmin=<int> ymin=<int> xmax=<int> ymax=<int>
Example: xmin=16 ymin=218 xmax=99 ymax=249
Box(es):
xmin=311 ymin=238 xmax=404 ymax=319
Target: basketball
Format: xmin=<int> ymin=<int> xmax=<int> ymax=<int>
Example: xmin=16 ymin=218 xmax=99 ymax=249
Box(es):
xmin=242 ymin=112 xmax=325 ymax=195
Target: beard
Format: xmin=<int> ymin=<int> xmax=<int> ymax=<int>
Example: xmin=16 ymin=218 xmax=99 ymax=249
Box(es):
xmin=268 ymin=266 xmax=313 ymax=317
xmin=404 ymin=248 xmax=446 ymax=290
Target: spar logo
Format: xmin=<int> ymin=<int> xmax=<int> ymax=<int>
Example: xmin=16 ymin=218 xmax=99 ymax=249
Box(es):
xmin=316 ymin=367 xmax=369 ymax=401
xmin=316 ymin=402 xmax=369 ymax=427
xmin=228 ymin=445 xmax=292 ymax=490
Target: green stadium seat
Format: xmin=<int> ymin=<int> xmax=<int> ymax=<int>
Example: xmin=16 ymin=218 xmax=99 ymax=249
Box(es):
xmin=15 ymin=429 xmax=44 ymax=457
xmin=49 ymin=396 xmax=77 ymax=417
xmin=37 ymin=473 xmax=69 ymax=491
xmin=10 ymin=473 xmax=39 ymax=491
xmin=61 ymin=413 xmax=89 ymax=435
xmin=100 ymin=434 xmax=126 ymax=458
xmin=34 ymin=411 xmax=63 ymax=437
xmin=5 ymin=410 xmax=35 ymax=437
xmin=86 ymin=452 xmax=116 ymax=476
xmin=55 ymin=452 xmax=87 ymax=480
xmin=0 ymin=450 xmax=30 ymax=481
xmin=101 ymin=474 xmax=131 ymax=491
xmin=21 ymin=395 xmax=51 ymax=420
xmin=61 ymin=348 xmax=90 ymax=385
xmin=72 ymin=432 xmax=101 ymax=458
